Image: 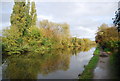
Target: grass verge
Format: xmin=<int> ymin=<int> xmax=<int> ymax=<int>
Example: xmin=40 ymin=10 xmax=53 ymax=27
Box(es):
xmin=79 ymin=47 xmax=100 ymax=79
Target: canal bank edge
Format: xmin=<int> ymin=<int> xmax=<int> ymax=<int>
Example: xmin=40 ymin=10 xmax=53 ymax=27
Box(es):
xmin=79 ymin=47 xmax=100 ymax=79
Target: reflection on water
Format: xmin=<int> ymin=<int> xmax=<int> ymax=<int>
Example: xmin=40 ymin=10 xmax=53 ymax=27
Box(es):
xmin=2 ymin=45 xmax=96 ymax=79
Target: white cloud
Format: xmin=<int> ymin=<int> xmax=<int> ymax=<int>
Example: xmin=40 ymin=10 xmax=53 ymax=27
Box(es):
xmin=73 ymin=2 xmax=117 ymax=16
xmin=37 ymin=15 xmax=54 ymax=21
xmin=73 ymin=26 xmax=96 ymax=33
xmin=71 ymin=26 xmax=96 ymax=40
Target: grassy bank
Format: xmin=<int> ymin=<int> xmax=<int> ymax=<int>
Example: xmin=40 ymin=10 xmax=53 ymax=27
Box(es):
xmin=80 ymin=47 xmax=100 ymax=79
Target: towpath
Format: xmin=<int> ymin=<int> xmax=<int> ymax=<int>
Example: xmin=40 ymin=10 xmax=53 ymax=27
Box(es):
xmin=93 ymin=51 xmax=113 ymax=79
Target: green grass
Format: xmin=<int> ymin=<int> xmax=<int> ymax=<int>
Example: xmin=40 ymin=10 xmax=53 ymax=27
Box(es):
xmin=80 ymin=47 xmax=100 ymax=79
xmin=93 ymin=47 xmax=100 ymax=55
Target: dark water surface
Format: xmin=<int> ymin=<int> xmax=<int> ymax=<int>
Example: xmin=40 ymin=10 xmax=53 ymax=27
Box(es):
xmin=2 ymin=46 xmax=96 ymax=79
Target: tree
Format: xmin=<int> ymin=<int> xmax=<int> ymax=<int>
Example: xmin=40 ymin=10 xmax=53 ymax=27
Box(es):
xmin=10 ymin=0 xmax=27 ymax=36
xmin=95 ymin=24 xmax=120 ymax=49
xmin=10 ymin=0 xmax=37 ymax=36
xmin=39 ymin=20 xmax=70 ymax=38
xmin=25 ymin=0 xmax=31 ymax=28
xmin=30 ymin=1 xmax=37 ymax=26
xmin=61 ymin=23 xmax=70 ymax=37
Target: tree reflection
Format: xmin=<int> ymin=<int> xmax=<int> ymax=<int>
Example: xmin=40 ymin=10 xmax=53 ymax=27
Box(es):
xmin=3 ymin=45 xmax=95 ymax=79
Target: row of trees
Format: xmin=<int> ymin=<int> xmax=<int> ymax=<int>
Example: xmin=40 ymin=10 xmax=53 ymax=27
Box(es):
xmin=1 ymin=0 xmax=95 ymax=55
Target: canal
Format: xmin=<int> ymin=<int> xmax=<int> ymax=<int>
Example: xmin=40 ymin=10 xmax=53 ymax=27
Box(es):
xmin=2 ymin=46 xmax=96 ymax=79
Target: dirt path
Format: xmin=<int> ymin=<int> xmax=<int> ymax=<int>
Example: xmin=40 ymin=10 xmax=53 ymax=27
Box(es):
xmin=93 ymin=51 xmax=112 ymax=79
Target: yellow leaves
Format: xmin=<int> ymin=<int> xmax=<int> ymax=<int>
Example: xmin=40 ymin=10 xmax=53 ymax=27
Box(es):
xmin=96 ymin=24 xmax=119 ymax=43
xmin=3 ymin=26 xmax=21 ymax=40
xmin=99 ymin=32 xmax=104 ymax=35
xmin=39 ymin=20 xmax=71 ymax=41
xmin=95 ymin=24 xmax=120 ymax=49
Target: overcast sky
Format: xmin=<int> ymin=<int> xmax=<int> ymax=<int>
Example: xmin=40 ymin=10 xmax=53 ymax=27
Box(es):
xmin=0 ymin=0 xmax=119 ymax=40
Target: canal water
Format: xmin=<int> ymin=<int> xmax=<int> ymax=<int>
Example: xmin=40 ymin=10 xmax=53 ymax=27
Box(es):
xmin=2 ymin=47 xmax=96 ymax=79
